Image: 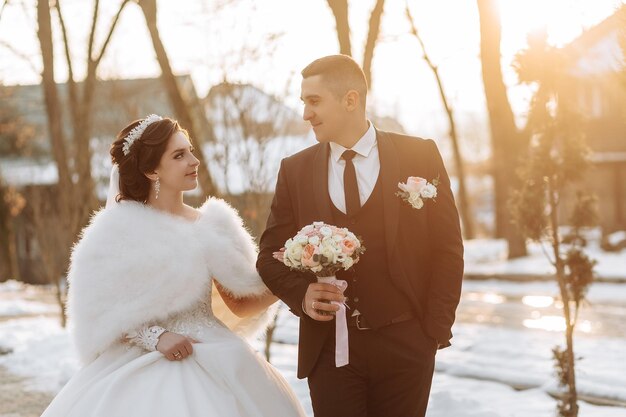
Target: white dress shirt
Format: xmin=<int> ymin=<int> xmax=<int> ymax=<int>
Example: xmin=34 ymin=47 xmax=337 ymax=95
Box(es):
xmin=328 ymin=122 xmax=379 ymax=214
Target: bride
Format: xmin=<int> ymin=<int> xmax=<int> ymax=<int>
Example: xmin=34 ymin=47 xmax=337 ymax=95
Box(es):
xmin=40 ymin=115 xmax=306 ymax=417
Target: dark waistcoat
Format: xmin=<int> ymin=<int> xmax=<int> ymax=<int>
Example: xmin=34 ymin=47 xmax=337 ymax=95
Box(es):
xmin=331 ymin=175 xmax=413 ymax=327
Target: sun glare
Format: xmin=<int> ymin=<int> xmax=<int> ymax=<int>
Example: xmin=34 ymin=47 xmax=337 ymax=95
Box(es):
xmin=496 ymin=0 xmax=618 ymax=48
xmin=522 ymin=296 xmax=554 ymax=308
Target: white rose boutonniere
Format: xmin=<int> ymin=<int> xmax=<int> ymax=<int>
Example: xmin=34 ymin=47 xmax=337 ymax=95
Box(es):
xmin=396 ymin=175 xmax=440 ymax=210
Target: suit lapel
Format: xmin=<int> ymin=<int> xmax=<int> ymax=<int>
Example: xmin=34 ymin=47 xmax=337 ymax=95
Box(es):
xmin=378 ymin=130 xmax=401 ymax=262
xmin=312 ymin=142 xmax=334 ymax=224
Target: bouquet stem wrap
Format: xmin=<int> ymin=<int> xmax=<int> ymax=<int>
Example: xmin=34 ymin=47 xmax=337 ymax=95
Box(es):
xmin=317 ymin=275 xmax=349 ymax=367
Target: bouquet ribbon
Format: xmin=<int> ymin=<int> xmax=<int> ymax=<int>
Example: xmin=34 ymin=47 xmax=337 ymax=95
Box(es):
xmin=317 ymin=276 xmax=349 ymax=367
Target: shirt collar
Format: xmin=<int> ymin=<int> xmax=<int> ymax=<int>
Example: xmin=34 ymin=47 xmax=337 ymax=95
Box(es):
xmin=329 ymin=121 xmax=376 ymax=163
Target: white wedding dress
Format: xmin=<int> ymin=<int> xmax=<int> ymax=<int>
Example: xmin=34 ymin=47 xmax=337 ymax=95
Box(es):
xmin=40 ymin=284 xmax=306 ymax=417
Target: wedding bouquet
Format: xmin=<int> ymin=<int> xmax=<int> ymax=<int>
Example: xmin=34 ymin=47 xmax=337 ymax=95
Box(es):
xmin=274 ymin=222 xmax=365 ymax=368
xmin=275 ymin=222 xmax=365 ymax=279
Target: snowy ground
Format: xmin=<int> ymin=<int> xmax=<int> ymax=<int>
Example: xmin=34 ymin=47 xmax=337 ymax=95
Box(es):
xmin=1 ymin=237 xmax=625 ymax=416
xmin=464 ymin=233 xmax=626 ymax=282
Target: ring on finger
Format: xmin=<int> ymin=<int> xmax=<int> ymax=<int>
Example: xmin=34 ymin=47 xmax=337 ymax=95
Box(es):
xmin=311 ymin=301 xmax=316 ymax=310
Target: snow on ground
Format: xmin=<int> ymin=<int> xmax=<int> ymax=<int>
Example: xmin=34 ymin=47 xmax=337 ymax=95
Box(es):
xmin=2 ymin=231 xmax=626 ymax=417
xmin=2 ymin=298 xmax=626 ymax=416
xmin=464 ymin=237 xmax=626 ymax=281
xmin=462 ymin=279 xmax=626 ymax=305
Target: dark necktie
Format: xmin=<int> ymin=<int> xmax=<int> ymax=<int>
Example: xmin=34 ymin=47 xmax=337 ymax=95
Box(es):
xmin=342 ymin=150 xmax=360 ymax=216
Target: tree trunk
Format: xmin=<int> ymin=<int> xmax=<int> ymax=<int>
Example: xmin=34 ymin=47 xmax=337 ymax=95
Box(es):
xmin=362 ymin=0 xmax=385 ymax=89
xmin=405 ymin=4 xmax=474 ymax=238
xmin=37 ymin=0 xmax=77 ymax=245
xmin=476 ymin=0 xmax=527 ymax=256
xmin=36 ymin=0 xmax=73 ymax=206
xmin=55 ymin=0 xmax=129 ymax=220
xmin=138 ymin=0 xmax=218 ymax=197
xmin=326 ymin=0 xmax=351 ymax=56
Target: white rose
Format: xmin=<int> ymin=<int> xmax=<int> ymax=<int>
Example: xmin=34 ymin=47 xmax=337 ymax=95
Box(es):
xmin=320 ymin=226 xmax=332 ymax=237
xmin=308 ymin=235 xmax=320 ymax=245
xmin=285 ymin=242 xmax=304 ymax=266
xmin=313 ymin=221 xmax=324 ymax=227
xmin=332 ymin=234 xmax=343 ymax=242
xmin=420 ymin=183 xmax=437 ymax=199
xmin=320 ymin=243 xmax=338 ymax=264
xmin=408 ymin=192 xmax=424 ymax=209
xmin=295 ymin=234 xmax=308 ymax=244
xmin=301 ymin=224 xmax=314 ymax=234
xmin=342 ymin=256 xmax=354 ymax=269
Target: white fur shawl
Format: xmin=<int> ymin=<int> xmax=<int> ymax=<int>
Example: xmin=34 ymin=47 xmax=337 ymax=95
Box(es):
xmin=66 ymin=197 xmax=274 ymax=364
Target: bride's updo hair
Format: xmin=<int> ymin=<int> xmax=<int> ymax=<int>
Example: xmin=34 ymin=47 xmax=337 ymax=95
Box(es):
xmin=110 ymin=117 xmax=189 ymax=203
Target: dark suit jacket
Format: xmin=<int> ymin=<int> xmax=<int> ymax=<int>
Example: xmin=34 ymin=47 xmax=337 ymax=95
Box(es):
xmin=257 ymin=129 xmax=464 ymax=378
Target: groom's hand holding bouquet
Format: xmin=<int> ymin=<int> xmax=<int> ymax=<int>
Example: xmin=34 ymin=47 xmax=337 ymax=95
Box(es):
xmin=273 ymin=221 xmax=365 ymax=319
xmin=273 ymin=221 xmax=365 ymax=367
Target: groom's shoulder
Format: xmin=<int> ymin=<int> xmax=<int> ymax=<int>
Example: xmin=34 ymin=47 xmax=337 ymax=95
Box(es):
xmin=380 ymin=130 xmax=436 ymax=152
xmin=282 ymin=142 xmax=323 ymax=165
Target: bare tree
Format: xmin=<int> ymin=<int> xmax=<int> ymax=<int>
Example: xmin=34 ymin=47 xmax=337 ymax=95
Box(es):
xmin=405 ymin=3 xmax=474 ymax=239
xmin=137 ymin=0 xmax=218 ymax=197
xmin=36 ymin=0 xmax=130 ymax=322
xmin=35 ymin=0 xmax=79 ymax=324
xmin=53 ymin=0 xmax=130 ymax=221
xmin=476 ymin=0 xmax=527 ymax=257
xmin=36 ymin=0 xmax=73 ymax=222
xmin=362 ymin=0 xmax=385 ymax=88
xmin=326 ymin=0 xmax=351 ymax=56
xmin=325 ymin=0 xmax=386 ymax=89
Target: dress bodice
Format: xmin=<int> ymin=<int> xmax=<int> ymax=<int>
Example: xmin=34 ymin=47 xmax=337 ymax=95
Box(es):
xmin=161 ymin=287 xmax=222 ymax=339
xmin=125 ymin=283 xmax=223 ymax=351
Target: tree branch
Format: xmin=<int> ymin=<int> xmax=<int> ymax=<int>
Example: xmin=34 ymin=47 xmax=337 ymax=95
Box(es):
xmin=87 ymin=0 xmax=100 ymax=63
xmin=326 ymin=0 xmax=351 ymax=56
xmin=53 ymin=1 xmax=79 ymax=130
xmin=362 ymin=0 xmax=384 ymax=89
xmin=94 ymin=0 xmax=130 ymax=67
xmin=0 ymin=0 xmax=9 ymax=23
xmin=0 ymin=40 xmax=38 ymax=74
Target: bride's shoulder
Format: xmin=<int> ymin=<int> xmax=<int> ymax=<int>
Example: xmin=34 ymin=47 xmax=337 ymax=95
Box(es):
xmin=196 ymin=197 xmax=244 ymax=229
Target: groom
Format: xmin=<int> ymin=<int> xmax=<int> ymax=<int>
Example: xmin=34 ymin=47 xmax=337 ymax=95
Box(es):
xmin=257 ymin=54 xmax=463 ymax=417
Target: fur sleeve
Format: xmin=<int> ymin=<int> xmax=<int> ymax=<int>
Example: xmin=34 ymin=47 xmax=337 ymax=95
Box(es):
xmin=198 ymin=198 xmax=268 ymax=297
xmin=198 ymin=198 xmax=276 ymax=339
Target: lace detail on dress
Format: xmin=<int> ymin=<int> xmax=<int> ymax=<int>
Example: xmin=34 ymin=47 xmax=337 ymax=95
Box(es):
xmin=164 ymin=296 xmax=220 ymax=340
xmin=125 ymin=287 xmax=220 ymax=352
xmin=126 ymin=326 xmax=167 ymax=351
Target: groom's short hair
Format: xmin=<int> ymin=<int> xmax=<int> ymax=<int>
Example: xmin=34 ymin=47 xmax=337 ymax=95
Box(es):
xmin=301 ymin=55 xmax=368 ymax=107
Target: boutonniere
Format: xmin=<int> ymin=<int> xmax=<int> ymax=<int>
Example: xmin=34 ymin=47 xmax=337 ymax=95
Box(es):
xmin=396 ymin=176 xmax=440 ymax=209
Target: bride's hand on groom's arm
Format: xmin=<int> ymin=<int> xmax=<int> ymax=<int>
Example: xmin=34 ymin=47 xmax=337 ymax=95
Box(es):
xmin=302 ymin=283 xmax=345 ymax=322
xmin=156 ymin=332 xmax=197 ymax=361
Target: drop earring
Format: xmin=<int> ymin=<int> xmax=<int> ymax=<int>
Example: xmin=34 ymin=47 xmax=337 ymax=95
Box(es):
xmin=154 ymin=177 xmax=160 ymax=199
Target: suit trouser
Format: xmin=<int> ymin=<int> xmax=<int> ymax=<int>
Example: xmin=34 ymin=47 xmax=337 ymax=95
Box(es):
xmin=307 ymin=317 xmax=437 ymax=417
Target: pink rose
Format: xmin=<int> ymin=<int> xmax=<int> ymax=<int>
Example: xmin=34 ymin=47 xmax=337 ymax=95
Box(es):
xmin=399 ymin=176 xmax=427 ymax=194
xmin=301 ymin=244 xmax=320 ymax=267
xmin=340 ymin=238 xmax=356 ymax=255
xmin=305 ymin=229 xmax=319 ymax=238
